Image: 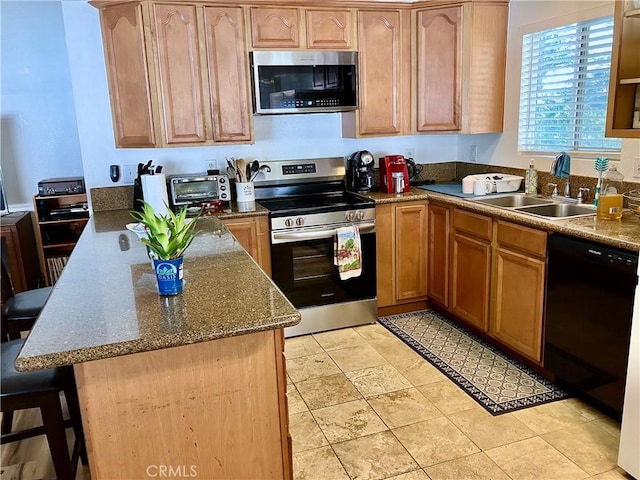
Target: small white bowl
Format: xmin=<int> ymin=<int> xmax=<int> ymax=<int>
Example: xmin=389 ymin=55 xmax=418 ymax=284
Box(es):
xmin=126 ymin=223 xmax=149 ymax=240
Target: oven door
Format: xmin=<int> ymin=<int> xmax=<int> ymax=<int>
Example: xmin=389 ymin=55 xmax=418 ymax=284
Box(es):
xmin=270 ymin=224 xmax=376 ymax=309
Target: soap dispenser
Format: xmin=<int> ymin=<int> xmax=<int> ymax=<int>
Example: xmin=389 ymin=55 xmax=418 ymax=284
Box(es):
xmin=525 ymin=159 xmax=538 ymax=194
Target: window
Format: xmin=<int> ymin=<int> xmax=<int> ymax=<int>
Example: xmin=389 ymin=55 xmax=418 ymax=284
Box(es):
xmin=518 ymin=16 xmax=621 ymax=153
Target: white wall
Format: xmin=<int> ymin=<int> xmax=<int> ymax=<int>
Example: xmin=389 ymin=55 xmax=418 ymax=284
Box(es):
xmin=0 ymin=1 xmax=83 ymax=210
xmin=458 ymin=0 xmax=640 ymax=180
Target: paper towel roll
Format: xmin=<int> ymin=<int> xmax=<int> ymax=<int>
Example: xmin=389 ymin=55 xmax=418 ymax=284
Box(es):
xmin=141 ymin=173 xmax=169 ymax=216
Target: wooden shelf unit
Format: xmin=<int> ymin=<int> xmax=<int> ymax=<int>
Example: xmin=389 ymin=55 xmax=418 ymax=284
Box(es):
xmin=606 ymin=0 xmax=640 ymax=137
xmin=33 ymin=194 xmax=89 ymax=286
xmin=0 ymin=211 xmax=42 ymax=292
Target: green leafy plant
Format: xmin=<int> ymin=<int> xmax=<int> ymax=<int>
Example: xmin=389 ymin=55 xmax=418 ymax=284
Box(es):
xmin=129 ymin=202 xmax=200 ymax=260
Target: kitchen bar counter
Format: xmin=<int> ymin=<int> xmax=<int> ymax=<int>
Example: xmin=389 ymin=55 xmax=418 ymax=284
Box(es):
xmin=15 ymin=209 xmax=299 ymax=480
xmin=16 ymin=209 xmax=300 ymax=372
xmin=360 ymin=188 xmax=640 ymax=251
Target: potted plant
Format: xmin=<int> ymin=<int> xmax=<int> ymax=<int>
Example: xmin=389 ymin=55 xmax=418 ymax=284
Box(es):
xmin=130 ymin=201 xmax=200 ymax=295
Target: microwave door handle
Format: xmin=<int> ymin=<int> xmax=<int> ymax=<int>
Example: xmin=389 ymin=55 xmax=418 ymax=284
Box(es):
xmin=271 ymin=222 xmax=375 ymax=244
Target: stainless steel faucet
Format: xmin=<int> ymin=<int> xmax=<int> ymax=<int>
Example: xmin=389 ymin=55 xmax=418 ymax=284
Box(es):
xmin=550 ymin=152 xmax=575 ymax=201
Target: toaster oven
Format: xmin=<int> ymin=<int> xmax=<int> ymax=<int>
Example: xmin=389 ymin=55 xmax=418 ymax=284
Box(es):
xmin=168 ymin=174 xmax=230 ymax=207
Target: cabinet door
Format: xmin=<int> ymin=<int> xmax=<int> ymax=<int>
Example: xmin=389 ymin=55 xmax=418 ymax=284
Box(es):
xmin=250 ymin=8 xmax=300 ymax=48
xmin=450 ymin=233 xmax=491 ymax=331
xmin=395 ymin=203 xmax=428 ymax=301
xmin=416 ymin=6 xmax=462 ymax=131
xmin=153 ymin=4 xmax=207 ymax=145
xmin=204 ymin=7 xmax=252 ymax=142
xmin=100 ymin=3 xmax=155 ymax=147
xmin=375 ymin=204 xmax=395 ymax=308
xmin=427 ymin=204 xmax=450 ymax=307
xmin=357 ymin=10 xmax=404 ymax=135
xmin=490 ymin=247 xmax=545 ymax=362
xmin=306 ymin=9 xmax=353 ymax=49
xmin=222 ymin=217 xmax=271 ymax=275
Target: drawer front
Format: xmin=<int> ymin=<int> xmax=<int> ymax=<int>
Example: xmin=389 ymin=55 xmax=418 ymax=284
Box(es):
xmin=453 ymin=208 xmax=492 ymax=241
xmin=496 ymin=220 xmax=547 ymax=258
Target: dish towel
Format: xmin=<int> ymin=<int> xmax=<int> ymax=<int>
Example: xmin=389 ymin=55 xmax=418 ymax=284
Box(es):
xmin=334 ymin=225 xmax=362 ymax=280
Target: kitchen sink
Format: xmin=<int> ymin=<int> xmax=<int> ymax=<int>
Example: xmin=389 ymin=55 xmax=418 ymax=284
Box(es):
xmin=515 ymin=203 xmax=596 ymax=219
xmin=473 ymin=194 xmax=554 ymax=208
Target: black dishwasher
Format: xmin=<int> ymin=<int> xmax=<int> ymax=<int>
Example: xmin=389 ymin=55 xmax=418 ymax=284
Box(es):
xmin=544 ymin=234 xmax=638 ymax=418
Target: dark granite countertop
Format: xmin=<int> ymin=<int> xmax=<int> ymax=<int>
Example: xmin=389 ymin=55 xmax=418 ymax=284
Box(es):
xmin=15 ymin=210 xmax=300 ymax=372
xmin=358 ymin=188 xmax=640 ymax=252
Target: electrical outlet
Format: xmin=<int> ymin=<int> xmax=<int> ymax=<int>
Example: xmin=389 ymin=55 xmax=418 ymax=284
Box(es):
xmin=470 ymin=145 xmax=478 ymax=162
xmin=206 ymin=160 xmax=218 ymax=172
xmin=633 ymin=156 xmax=640 ymax=179
xmin=122 ymin=164 xmax=137 ymax=184
xmin=405 ymin=149 xmax=415 ymax=159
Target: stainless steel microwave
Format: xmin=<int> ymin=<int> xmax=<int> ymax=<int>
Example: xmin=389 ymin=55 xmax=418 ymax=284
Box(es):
xmin=250 ymin=51 xmax=358 ymax=114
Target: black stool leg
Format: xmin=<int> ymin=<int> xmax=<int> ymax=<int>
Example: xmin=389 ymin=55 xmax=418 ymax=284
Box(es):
xmin=63 ymin=382 xmax=88 ymax=466
xmin=1 ymin=411 xmax=13 ymax=434
xmin=40 ymin=393 xmax=74 ymax=479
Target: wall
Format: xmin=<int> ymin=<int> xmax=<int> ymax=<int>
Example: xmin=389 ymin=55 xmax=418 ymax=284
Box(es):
xmin=0 ymin=0 xmax=84 ymax=210
xmin=457 ymin=0 xmax=640 ymax=181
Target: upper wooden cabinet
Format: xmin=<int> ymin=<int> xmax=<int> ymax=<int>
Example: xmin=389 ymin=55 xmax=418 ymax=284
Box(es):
xmin=95 ymin=1 xmax=252 ymax=147
xmin=100 ymin=3 xmax=156 ymax=147
xmin=306 ymin=9 xmax=354 ymax=50
xmin=415 ymin=2 xmax=508 ymax=133
xmin=416 ymin=6 xmax=462 ymax=131
xmin=153 ymin=4 xmax=208 ymax=144
xmin=606 ymin=0 xmax=640 ymax=138
xmin=250 ymin=7 xmax=300 ymax=48
xmin=250 ymin=7 xmax=354 ymax=50
xmin=204 ymin=7 xmax=252 ymax=142
xmin=342 ymin=9 xmax=410 ymax=137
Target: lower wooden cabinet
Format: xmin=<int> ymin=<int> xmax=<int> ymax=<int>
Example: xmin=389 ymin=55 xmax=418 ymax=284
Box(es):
xmin=222 ymin=215 xmax=271 ymax=276
xmin=427 ymin=203 xmax=450 ymax=307
xmin=426 ymin=204 xmax=548 ymax=364
xmin=490 ymin=220 xmax=547 ymax=363
xmin=450 ymin=209 xmax=492 ymax=332
xmin=376 ymin=201 xmax=428 ymax=310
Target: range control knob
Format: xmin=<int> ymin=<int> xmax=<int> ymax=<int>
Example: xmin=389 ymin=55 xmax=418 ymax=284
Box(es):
xmin=355 ymin=210 xmax=365 ymax=220
xmin=345 ymin=211 xmax=355 ymax=222
xmin=296 ymin=217 xmax=305 ymax=226
xmin=284 ymin=218 xmax=294 ymax=227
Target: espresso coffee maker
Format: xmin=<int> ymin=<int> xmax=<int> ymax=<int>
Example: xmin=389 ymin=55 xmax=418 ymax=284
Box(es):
xmin=379 ymin=155 xmax=410 ymax=193
xmin=347 ymin=150 xmax=375 ymax=192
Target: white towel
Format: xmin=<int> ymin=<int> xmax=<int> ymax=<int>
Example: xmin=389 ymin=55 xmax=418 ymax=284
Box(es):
xmin=334 ymin=225 xmax=362 ymax=280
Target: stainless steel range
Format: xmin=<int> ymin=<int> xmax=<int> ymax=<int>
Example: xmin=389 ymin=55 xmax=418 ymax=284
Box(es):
xmin=254 ymin=157 xmax=377 ymax=337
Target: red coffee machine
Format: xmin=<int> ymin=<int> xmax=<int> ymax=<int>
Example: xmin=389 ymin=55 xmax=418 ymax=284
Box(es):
xmin=379 ymin=155 xmax=410 ymax=193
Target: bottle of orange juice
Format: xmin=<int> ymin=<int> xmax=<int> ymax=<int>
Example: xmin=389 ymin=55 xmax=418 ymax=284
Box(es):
xmin=596 ymin=166 xmax=624 ymax=220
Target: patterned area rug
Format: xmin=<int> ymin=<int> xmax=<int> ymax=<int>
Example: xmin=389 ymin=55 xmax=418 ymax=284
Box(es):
xmin=379 ymin=310 xmax=569 ymax=415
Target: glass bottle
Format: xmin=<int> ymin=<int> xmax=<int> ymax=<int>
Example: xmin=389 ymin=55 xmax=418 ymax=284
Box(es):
xmin=596 ymin=166 xmax=624 ymax=220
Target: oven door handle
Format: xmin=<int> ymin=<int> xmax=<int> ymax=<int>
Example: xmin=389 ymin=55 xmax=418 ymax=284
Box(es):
xmin=272 ymin=222 xmax=376 ymax=244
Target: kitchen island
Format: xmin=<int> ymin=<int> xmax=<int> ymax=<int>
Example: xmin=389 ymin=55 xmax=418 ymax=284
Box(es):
xmin=16 ymin=210 xmax=301 ymax=480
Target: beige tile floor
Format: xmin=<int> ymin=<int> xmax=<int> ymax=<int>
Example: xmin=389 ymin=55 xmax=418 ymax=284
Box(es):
xmin=286 ymin=323 xmax=629 ymax=480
